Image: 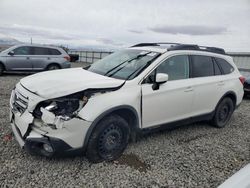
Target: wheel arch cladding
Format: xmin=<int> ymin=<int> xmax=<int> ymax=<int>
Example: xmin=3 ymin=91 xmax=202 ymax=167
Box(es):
xmin=83 ymin=105 xmax=140 ymax=149
xmin=218 ymin=91 xmax=237 ymax=109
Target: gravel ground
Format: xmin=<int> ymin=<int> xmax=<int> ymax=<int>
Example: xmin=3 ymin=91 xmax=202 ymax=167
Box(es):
xmin=0 ymin=68 xmax=250 ymax=188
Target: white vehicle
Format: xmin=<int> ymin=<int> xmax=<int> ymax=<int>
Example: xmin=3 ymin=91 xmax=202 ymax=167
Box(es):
xmin=10 ymin=43 xmax=244 ymax=163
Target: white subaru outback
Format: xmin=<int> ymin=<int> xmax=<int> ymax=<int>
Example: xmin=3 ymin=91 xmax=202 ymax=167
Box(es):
xmin=10 ymin=43 xmax=244 ymax=163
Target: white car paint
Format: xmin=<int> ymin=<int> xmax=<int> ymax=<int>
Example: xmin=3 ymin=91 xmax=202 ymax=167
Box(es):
xmin=9 ymin=46 xmax=244 ymax=155
xmin=218 ymin=164 xmax=250 ymax=188
xmin=20 ymin=67 xmax=124 ymax=98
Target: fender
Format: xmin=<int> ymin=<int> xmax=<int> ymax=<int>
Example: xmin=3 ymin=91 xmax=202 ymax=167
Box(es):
xmin=82 ymin=105 xmax=140 ymax=150
xmin=215 ymin=91 xmax=237 ymax=110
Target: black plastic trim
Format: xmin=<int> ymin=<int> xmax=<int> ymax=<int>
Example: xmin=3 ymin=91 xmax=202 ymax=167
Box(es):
xmin=24 ymin=137 xmax=83 ymax=157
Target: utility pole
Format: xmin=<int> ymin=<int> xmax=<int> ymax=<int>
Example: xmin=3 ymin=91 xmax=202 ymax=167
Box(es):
xmin=31 ymin=37 xmax=32 ymax=44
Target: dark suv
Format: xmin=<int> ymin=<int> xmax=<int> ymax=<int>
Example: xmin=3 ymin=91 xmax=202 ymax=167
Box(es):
xmin=0 ymin=44 xmax=71 ymax=75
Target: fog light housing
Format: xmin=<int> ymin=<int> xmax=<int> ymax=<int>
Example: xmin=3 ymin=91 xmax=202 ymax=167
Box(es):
xmin=43 ymin=143 xmax=54 ymax=153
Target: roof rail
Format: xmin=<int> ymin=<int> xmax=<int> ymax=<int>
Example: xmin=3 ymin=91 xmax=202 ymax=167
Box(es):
xmin=131 ymin=42 xmax=226 ymax=55
xmin=131 ymin=42 xmax=180 ymax=47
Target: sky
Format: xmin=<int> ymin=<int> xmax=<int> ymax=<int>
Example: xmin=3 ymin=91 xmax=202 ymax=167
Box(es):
xmin=0 ymin=0 xmax=250 ymax=51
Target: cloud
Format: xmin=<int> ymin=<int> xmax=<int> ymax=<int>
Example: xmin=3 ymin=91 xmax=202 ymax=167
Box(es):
xmin=128 ymin=30 xmax=144 ymax=34
xmin=96 ymin=38 xmax=124 ymax=46
xmin=149 ymin=25 xmax=228 ymax=35
xmin=0 ymin=24 xmax=79 ymax=41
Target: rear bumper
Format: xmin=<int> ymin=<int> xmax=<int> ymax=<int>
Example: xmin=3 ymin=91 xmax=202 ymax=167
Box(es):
xmin=61 ymin=61 xmax=71 ymax=69
xmin=244 ymin=87 xmax=250 ymax=95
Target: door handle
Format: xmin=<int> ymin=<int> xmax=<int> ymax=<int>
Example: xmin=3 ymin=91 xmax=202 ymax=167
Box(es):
xmin=217 ymin=81 xmax=225 ymax=86
xmin=26 ymin=57 xmax=30 ymax=60
xmin=184 ymin=86 xmax=193 ymax=92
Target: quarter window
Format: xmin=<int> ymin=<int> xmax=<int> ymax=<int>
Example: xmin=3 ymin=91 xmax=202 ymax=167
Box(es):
xmin=157 ymin=55 xmax=189 ymax=81
xmin=215 ymin=58 xmax=234 ymax=74
xmin=49 ymin=49 xmax=61 ymax=55
xmin=191 ymin=55 xmax=214 ymax=77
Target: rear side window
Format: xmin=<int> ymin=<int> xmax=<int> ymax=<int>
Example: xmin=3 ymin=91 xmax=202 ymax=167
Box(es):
xmin=33 ymin=47 xmax=50 ymax=55
xmin=13 ymin=46 xmax=32 ymax=55
xmin=191 ymin=55 xmax=214 ymax=77
xmin=49 ymin=49 xmax=61 ymax=55
xmin=215 ymin=58 xmax=234 ymax=74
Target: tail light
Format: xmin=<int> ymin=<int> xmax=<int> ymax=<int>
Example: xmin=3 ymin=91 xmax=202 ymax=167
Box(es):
xmin=239 ymin=76 xmax=246 ymax=85
xmin=64 ymin=56 xmax=70 ymax=61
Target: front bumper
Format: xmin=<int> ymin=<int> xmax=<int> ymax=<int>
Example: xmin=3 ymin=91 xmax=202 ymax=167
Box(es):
xmin=11 ymin=120 xmax=85 ymax=157
xmin=10 ymin=85 xmax=92 ymax=157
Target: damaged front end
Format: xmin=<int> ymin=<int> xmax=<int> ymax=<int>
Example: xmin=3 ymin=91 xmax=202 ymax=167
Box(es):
xmin=10 ymin=85 xmax=97 ymax=157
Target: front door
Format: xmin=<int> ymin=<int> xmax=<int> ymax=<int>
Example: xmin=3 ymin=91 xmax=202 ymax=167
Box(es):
xmin=141 ymin=55 xmax=194 ymax=128
xmin=5 ymin=46 xmax=32 ymax=70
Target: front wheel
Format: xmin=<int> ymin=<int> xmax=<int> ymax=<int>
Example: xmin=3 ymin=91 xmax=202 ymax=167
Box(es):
xmin=86 ymin=115 xmax=130 ymax=163
xmin=211 ymin=97 xmax=234 ymax=128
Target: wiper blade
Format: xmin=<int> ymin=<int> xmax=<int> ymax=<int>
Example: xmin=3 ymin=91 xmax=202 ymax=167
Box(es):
xmin=125 ymin=53 xmax=161 ymax=80
xmin=104 ymin=52 xmax=151 ymax=77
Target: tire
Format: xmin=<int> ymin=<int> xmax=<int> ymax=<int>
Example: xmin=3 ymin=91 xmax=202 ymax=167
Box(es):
xmin=86 ymin=115 xmax=130 ymax=163
xmin=0 ymin=63 xmax=4 ymax=76
xmin=47 ymin=64 xmax=60 ymax=71
xmin=211 ymin=97 xmax=234 ymax=128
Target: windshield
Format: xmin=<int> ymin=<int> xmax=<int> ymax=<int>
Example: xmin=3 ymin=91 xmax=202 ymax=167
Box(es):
xmin=87 ymin=49 xmax=160 ymax=80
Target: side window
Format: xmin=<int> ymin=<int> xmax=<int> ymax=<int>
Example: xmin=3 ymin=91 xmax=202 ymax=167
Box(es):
xmin=191 ymin=55 xmax=214 ymax=77
xmin=33 ymin=47 xmax=50 ymax=55
xmin=215 ymin=58 xmax=234 ymax=74
xmin=157 ymin=55 xmax=189 ymax=81
xmin=213 ymin=60 xmax=222 ymax=75
xmin=49 ymin=49 xmax=61 ymax=55
xmin=13 ymin=46 xmax=31 ymax=55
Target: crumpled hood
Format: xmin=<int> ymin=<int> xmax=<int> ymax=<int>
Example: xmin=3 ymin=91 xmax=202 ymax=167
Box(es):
xmin=20 ymin=68 xmax=124 ymax=98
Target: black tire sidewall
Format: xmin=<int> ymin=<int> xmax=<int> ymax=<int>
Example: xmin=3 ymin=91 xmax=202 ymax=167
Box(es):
xmin=47 ymin=64 xmax=59 ymax=70
xmin=213 ymin=98 xmax=234 ymax=128
xmin=86 ymin=115 xmax=130 ymax=163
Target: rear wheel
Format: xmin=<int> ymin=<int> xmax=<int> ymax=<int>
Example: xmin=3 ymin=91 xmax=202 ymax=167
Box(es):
xmin=86 ymin=115 xmax=130 ymax=163
xmin=47 ymin=64 xmax=60 ymax=71
xmin=211 ymin=97 xmax=234 ymax=128
xmin=0 ymin=63 xmax=4 ymax=76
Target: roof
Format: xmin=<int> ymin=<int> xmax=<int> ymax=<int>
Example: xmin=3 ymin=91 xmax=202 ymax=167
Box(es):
xmin=12 ymin=44 xmax=61 ymax=50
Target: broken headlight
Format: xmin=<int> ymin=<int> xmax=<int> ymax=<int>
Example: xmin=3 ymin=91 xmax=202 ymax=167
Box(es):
xmin=33 ymin=93 xmax=88 ymax=119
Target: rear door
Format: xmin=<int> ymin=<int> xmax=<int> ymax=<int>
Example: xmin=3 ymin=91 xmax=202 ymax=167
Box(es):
xmin=5 ymin=46 xmax=33 ymax=70
xmin=30 ymin=47 xmax=50 ymax=70
xmin=190 ymin=55 xmax=224 ymax=116
xmin=141 ymin=55 xmax=194 ymax=128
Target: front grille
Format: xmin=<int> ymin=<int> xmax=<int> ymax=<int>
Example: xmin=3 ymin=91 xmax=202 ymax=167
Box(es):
xmin=12 ymin=90 xmax=29 ymax=114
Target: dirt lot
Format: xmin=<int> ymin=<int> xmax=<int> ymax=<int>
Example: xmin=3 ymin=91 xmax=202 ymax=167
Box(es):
xmin=0 ymin=67 xmax=250 ymax=187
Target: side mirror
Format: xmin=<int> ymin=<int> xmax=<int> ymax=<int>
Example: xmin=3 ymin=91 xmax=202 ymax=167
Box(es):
xmin=156 ymin=73 xmax=168 ymax=84
xmin=152 ymin=73 xmax=168 ymax=90
xmin=8 ymin=51 xmax=14 ymax=56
